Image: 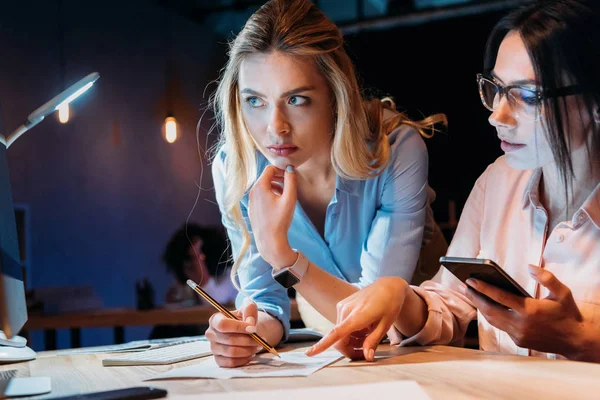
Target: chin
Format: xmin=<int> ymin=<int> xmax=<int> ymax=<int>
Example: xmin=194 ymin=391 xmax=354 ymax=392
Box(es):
xmin=270 ymin=159 xmax=293 ymax=170
xmin=265 ymin=154 xmax=304 ymax=170
xmin=505 ymin=156 xmax=532 ymax=170
xmin=505 ymin=152 xmax=554 ymax=171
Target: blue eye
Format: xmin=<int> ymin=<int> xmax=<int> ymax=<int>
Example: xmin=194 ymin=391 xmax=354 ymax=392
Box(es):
xmin=512 ymin=88 xmax=540 ymax=107
xmin=289 ymin=96 xmax=308 ymax=106
xmin=246 ymin=97 xmax=265 ymax=108
xmin=521 ymin=91 xmax=539 ymax=106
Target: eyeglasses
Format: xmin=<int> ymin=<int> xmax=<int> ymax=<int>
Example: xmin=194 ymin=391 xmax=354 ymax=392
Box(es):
xmin=476 ymin=73 xmax=582 ymax=121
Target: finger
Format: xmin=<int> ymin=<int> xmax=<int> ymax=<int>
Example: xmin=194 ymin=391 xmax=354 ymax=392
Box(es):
xmin=210 ymin=312 xmax=254 ymax=334
xmin=255 ymin=165 xmax=283 ymax=190
xmin=282 ymin=165 xmax=298 ymax=204
xmin=271 ymin=181 xmax=284 ymax=196
xmin=205 ymin=328 xmax=259 ymax=347
xmin=241 ymin=300 xmax=259 ymax=333
xmin=528 ymin=265 xmax=570 ymax=300
xmin=305 ymin=321 xmax=362 ymax=357
xmin=209 ymin=341 xmax=261 ymax=359
xmin=208 ymin=309 xmax=242 ymax=328
xmin=466 ymin=278 xmax=525 ymax=311
xmin=348 ymin=328 xmax=370 ymax=341
xmin=331 ymin=333 xmax=364 ymax=361
xmin=340 ymin=328 xmax=371 ymax=361
xmin=214 ymin=355 xmax=254 ymax=368
xmin=464 ymin=287 xmax=514 ymax=327
xmin=362 ymin=320 xmax=391 ymax=362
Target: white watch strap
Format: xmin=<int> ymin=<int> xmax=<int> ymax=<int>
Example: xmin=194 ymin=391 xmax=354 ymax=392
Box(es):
xmin=288 ymin=249 xmax=309 ymax=279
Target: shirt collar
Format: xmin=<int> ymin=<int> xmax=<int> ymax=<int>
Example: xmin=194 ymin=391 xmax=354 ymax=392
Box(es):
xmin=521 ymin=168 xmax=543 ymax=209
xmin=521 ymin=168 xmax=600 ymax=229
xmin=580 ymin=182 xmax=600 ymax=229
xmin=336 ymin=175 xmax=361 ymax=196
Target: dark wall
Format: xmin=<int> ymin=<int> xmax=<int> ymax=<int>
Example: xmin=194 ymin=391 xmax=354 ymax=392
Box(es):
xmin=344 ymin=10 xmax=506 ymax=233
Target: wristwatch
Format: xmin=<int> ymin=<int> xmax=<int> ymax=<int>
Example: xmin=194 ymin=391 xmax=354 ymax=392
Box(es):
xmin=271 ymin=250 xmax=309 ymax=288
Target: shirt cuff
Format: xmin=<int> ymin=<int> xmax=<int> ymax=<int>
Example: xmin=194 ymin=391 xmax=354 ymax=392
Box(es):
xmin=236 ymin=296 xmax=291 ymax=343
xmin=399 ymin=285 xmax=444 ymax=346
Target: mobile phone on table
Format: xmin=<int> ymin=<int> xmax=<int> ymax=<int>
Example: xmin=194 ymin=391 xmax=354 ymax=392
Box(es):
xmin=46 ymin=386 xmax=167 ymax=400
xmin=439 ymin=256 xmax=531 ymax=307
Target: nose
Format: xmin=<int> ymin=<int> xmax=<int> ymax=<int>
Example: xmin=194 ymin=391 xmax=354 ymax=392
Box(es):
xmin=267 ymin=104 xmax=291 ymax=137
xmin=488 ymin=96 xmax=517 ymax=130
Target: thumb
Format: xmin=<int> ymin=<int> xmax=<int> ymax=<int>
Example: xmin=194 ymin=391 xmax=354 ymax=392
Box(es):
xmin=361 ymin=320 xmax=390 ymax=362
xmin=282 ymin=165 xmax=298 ymax=204
xmin=241 ymin=298 xmax=259 ymax=333
xmin=528 ymin=265 xmax=569 ymax=300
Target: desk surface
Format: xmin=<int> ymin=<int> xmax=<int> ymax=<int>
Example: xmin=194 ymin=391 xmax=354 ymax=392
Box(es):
xmin=4 ymin=343 xmax=600 ymax=400
xmin=25 ymin=300 xmax=301 ymax=330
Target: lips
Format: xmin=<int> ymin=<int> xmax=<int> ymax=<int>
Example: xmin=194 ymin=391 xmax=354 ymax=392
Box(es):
xmin=499 ymin=137 xmax=526 ymax=152
xmin=267 ymin=145 xmax=298 ymax=157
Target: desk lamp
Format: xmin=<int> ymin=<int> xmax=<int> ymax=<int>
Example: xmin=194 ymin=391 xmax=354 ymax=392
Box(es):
xmin=0 ymin=72 xmax=99 ymax=397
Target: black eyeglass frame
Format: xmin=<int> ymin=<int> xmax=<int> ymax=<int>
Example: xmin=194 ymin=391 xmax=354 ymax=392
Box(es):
xmin=476 ymin=73 xmax=583 ymax=117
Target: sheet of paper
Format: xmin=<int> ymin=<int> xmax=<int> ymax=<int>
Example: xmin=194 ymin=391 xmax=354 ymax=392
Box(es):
xmin=147 ymin=350 xmax=343 ymax=380
xmin=172 ymin=381 xmax=431 ymax=400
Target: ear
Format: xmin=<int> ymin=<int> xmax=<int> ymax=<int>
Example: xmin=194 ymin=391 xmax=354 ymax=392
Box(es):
xmin=593 ymin=107 xmax=600 ymax=124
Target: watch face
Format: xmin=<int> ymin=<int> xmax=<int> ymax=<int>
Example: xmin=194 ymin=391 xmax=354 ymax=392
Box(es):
xmin=273 ymin=270 xmax=301 ymax=288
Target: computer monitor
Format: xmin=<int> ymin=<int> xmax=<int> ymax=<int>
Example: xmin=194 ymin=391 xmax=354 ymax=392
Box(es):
xmin=0 ymin=143 xmax=27 ymax=340
xmin=0 ymin=140 xmax=36 ymax=366
xmin=0 ymin=73 xmax=99 ymax=398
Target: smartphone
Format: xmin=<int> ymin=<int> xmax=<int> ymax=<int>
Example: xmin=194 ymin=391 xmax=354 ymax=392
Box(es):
xmin=440 ymin=256 xmax=531 ymax=306
xmin=46 ymin=386 xmax=168 ymax=400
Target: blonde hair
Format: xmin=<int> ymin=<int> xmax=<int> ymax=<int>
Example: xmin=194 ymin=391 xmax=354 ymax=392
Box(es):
xmin=210 ymin=0 xmax=447 ymax=287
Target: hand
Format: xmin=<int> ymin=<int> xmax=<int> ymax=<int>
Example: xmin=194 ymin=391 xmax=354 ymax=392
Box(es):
xmin=205 ymin=300 xmax=261 ymax=368
xmin=248 ymin=165 xmax=297 ymax=268
xmin=462 ymin=265 xmax=586 ymax=359
xmin=305 ymin=277 xmax=409 ymax=361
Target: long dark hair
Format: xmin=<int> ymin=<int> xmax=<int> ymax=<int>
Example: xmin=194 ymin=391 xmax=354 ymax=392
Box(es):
xmin=484 ymin=0 xmax=600 ymax=198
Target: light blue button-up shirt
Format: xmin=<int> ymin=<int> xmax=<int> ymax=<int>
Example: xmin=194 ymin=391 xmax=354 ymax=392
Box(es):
xmin=212 ymin=125 xmax=435 ymax=338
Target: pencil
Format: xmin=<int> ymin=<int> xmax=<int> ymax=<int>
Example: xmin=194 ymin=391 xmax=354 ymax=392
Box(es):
xmin=186 ymin=279 xmax=281 ymax=358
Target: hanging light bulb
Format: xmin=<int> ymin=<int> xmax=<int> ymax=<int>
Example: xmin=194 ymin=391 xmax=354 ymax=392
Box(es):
xmin=58 ymin=103 xmax=69 ymax=123
xmin=163 ymin=115 xmax=177 ymax=143
xmin=162 ymin=9 xmax=178 ymax=145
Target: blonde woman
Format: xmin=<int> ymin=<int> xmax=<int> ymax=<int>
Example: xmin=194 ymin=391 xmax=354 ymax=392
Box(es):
xmin=206 ymin=0 xmax=447 ymax=367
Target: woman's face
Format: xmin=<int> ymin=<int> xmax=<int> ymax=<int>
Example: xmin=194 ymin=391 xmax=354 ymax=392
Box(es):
xmin=488 ymin=31 xmax=554 ymax=170
xmin=238 ymin=51 xmax=335 ymax=170
xmin=488 ymin=31 xmax=590 ymax=170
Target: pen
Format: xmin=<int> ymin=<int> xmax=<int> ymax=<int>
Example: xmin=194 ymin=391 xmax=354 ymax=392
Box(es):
xmin=186 ymin=279 xmax=281 ymax=358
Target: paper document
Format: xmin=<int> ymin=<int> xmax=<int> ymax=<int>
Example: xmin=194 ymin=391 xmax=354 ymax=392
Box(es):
xmin=147 ymin=350 xmax=343 ymax=380
xmin=169 ymin=381 xmax=431 ymax=400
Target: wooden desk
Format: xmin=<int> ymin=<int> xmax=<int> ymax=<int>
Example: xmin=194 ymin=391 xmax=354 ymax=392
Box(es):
xmin=24 ymin=300 xmax=301 ymax=350
xmin=3 ymin=344 xmax=599 ymax=399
